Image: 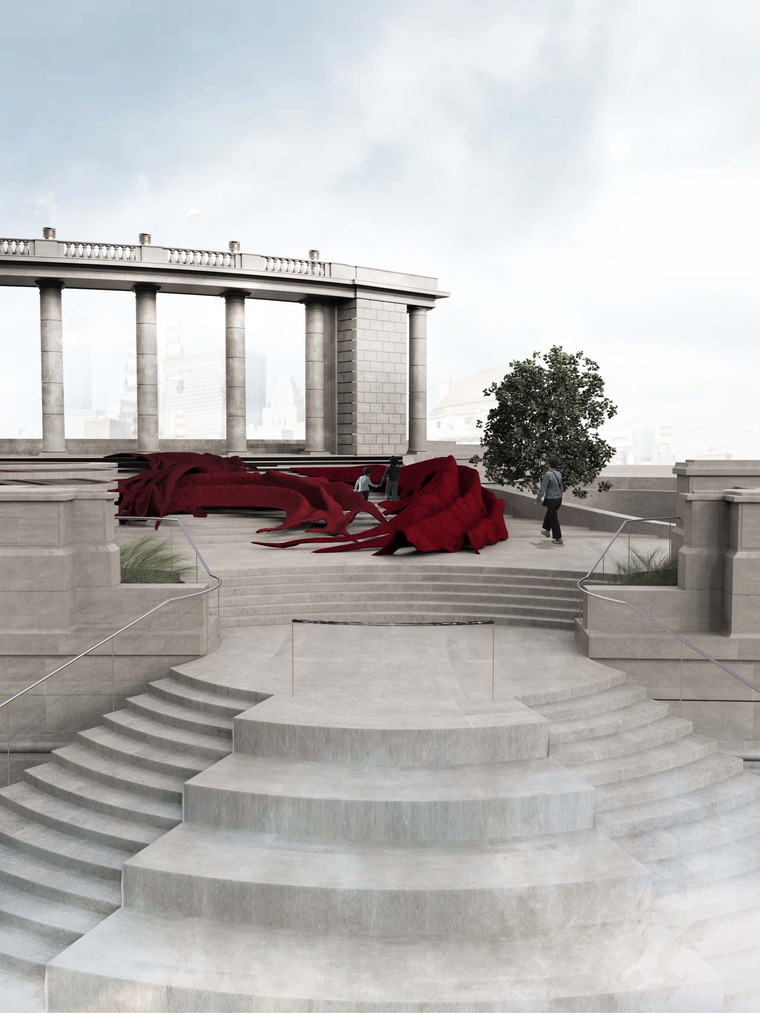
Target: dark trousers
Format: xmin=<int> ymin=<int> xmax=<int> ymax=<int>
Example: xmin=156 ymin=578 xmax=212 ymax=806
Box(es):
xmin=360 ymin=490 xmax=369 ymax=501
xmin=543 ymin=497 xmax=562 ymax=540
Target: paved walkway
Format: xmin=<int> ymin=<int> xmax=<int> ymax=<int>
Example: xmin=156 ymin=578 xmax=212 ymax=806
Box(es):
xmin=122 ymin=508 xmax=672 ymax=577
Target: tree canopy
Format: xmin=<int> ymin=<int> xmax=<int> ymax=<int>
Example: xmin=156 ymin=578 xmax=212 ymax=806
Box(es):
xmin=470 ymin=346 xmax=617 ymax=499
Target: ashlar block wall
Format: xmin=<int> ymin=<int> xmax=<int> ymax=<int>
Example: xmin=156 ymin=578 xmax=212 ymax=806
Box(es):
xmin=337 ymin=298 xmax=408 ymax=457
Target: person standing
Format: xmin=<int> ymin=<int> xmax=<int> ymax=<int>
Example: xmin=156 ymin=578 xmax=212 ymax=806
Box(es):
xmin=536 ymin=456 xmax=563 ymax=545
xmin=382 ymin=456 xmax=402 ymax=501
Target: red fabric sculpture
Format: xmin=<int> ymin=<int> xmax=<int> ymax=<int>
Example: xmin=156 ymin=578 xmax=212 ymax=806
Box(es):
xmin=263 ymin=456 xmax=508 ymax=554
xmin=114 ymin=453 xmax=507 ymax=555
xmin=114 ymin=454 xmax=385 ymax=535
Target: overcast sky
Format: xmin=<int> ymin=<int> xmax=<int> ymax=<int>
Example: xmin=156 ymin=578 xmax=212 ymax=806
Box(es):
xmin=1 ymin=0 xmax=759 ymax=457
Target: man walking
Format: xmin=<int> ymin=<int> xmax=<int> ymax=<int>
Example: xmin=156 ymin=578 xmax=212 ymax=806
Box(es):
xmin=536 ymin=456 xmax=563 ymax=545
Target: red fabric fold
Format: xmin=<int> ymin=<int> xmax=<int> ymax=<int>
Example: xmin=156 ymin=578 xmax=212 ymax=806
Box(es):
xmin=115 ymin=453 xmax=507 ymax=555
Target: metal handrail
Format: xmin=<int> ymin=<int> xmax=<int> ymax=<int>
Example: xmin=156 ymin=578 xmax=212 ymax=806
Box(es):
xmin=1 ymin=516 xmax=221 ymax=783
xmin=577 ymin=515 xmax=760 ymax=698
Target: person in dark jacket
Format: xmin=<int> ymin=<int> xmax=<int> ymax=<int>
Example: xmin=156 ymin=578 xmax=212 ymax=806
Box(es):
xmin=536 ymin=456 xmax=563 ymax=545
xmin=382 ymin=456 xmax=402 ymax=501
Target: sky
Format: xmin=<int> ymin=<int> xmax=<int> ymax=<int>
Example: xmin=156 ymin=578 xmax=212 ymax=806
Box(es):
xmin=1 ymin=0 xmax=760 ymax=457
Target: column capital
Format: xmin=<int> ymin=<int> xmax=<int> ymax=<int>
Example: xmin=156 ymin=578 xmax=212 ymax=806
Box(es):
xmin=132 ymin=283 xmax=161 ymax=295
xmin=220 ymin=289 xmax=250 ymax=300
xmin=407 ymin=304 xmax=432 ymax=313
xmin=35 ymin=278 xmax=64 ymax=291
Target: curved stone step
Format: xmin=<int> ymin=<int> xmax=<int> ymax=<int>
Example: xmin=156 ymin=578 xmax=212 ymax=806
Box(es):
xmin=123 ymin=822 xmax=649 ymax=937
xmin=662 ymin=866 xmax=760 ymax=924
xmin=233 ymin=697 xmax=548 ymax=766
xmin=0 ymin=968 xmax=44 ymax=1012
xmin=77 ymin=726 xmax=208 ymax=780
xmin=0 ymin=840 xmax=119 ymax=913
xmin=0 ymin=783 xmax=159 ymax=852
xmin=532 ymin=684 xmax=647 ymax=722
xmin=0 ymin=881 xmax=99 ymax=945
xmin=514 ymin=671 xmax=627 ymax=709
xmin=595 ymin=753 xmax=743 ymax=813
xmin=568 ymin=734 xmax=716 ymax=786
xmin=648 ymin=835 xmax=760 ymax=891
xmin=0 ymin=921 xmax=60 ymax=974
xmin=24 ymin=764 xmax=182 ymax=830
xmin=184 ymin=753 xmax=594 ymax=843
xmin=708 ymin=943 xmax=760 ymax=1005
xmin=45 ymin=909 xmax=722 ymax=1012
xmin=550 ymin=699 xmax=671 ymax=745
xmin=218 ymin=589 xmax=580 ymax=609
xmin=219 ymin=598 xmax=580 ymax=621
xmin=148 ymin=678 xmax=252 ymax=718
xmin=102 ymin=710 xmax=230 ymax=760
xmin=550 ymin=716 xmax=694 ymax=764
xmin=616 ymin=798 xmax=760 ymax=863
xmin=168 ymin=668 xmax=266 ymax=705
xmin=125 ymin=694 xmax=233 ymax=739
xmin=0 ymin=806 xmax=127 ymax=880
xmin=218 ymin=567 xmax=584 ymax=587
xmin=598 ymin=772 xmax=760 ymax=838
xmin=53 ymin=744 xmax=184 ymax=803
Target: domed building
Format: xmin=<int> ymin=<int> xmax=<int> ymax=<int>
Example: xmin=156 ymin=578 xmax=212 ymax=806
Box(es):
xmin=427 ymin=364 xmax=508 ymax=443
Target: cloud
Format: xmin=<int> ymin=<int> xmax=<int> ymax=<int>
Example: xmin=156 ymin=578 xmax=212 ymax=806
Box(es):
xmin=29 ymin=190 xmax=58 ymax=223
xmin=131 ymin=174 xmax=151 ymax=198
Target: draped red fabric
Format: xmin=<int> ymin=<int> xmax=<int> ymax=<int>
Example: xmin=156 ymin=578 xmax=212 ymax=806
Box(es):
xmin=256 ymin=456 xmax=508 ymax=555
xmin=114 ymin=453 xmax=507 ymax=554
xmin=114 ymin=455 xmax=384 ymax=535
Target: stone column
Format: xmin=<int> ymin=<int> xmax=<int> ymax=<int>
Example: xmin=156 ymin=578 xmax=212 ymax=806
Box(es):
xmin=133 ymin=285 xmax=160 ymax=453
xmin=305 ymin=300 xmax=326 ymax=453
xmin=408 ymin=306 xmax=428 ymax=454
xmin=37 ymin=280 xmax=66 ymax=454
xmin=223 ymin=291 xmax=247 ymax=454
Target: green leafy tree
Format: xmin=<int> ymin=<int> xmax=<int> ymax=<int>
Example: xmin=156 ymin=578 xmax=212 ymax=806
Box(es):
xmin=470 ymin=346 xmax=617 ymax=499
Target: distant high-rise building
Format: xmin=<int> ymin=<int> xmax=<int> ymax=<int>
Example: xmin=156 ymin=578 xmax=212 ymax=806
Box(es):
xmin=249 ymin=375 xmax=305 ymax=440
xmin=159 ymin=323 xmax=225 ymax=439
xmin=246 ymin=353 xmax=266 ymax=428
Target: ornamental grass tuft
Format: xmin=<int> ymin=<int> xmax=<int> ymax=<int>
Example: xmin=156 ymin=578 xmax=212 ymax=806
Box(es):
xmin=614 ymin=546 xmax=678 ymax=586
xmin=119 ymin=535 xmax=194 ymax=584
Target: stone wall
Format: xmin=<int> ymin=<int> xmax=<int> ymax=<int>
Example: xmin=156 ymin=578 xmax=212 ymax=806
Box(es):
xmin=578 ymin=461 xmax=760 ymax=757
xmin=0 ymin=486 xmax=217 ymax=751
xmin=337 ymin=298 xmax=408 ymax=457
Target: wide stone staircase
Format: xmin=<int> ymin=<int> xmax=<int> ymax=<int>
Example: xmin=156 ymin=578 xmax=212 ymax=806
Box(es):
xmin=215 ymin=564 xmax=584 ymax=630
xmin=0 ymin=671 xmax=257 ymax=1011
xmin=4 ymin=639 xmax=760 ymax=1008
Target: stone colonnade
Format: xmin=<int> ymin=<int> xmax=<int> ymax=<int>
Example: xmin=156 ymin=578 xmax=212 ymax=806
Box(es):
xmin=34 ymin=283 xmax=428 ymax=457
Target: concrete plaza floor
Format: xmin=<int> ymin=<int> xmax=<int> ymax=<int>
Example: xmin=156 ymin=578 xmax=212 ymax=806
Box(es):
xmin=130 ymin=507 xmax=673 ymax=577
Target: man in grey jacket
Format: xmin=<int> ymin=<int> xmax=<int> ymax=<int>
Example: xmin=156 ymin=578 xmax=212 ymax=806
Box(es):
xmin=536 ymin=456 xmax=563 ymax=545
